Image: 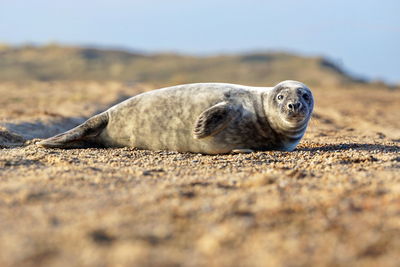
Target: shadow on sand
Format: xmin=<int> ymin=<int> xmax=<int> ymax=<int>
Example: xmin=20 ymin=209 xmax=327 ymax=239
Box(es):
xmin=298 ymin=143 xmax=400 ymax=153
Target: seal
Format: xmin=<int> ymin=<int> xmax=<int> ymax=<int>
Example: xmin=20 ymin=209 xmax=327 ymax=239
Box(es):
xmin=38 ymin=80 xmax=314 ymax=154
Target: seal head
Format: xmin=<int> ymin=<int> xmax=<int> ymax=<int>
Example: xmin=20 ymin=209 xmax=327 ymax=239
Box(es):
xmin=263 ymin=80 xmax=314 ymax=150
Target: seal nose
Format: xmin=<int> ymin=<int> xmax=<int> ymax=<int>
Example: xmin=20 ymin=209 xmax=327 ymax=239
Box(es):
xmin=287 ymin=102 xmax=302 ymax=111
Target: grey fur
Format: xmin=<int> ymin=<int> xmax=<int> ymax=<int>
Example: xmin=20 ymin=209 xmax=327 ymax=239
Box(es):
xmin=38 ymin=80 xmax=314 ymax=154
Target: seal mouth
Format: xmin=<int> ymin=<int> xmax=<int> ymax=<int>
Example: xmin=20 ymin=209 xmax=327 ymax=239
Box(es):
xmin=284 ymin=108 xmax=309 ymax=123
xmin=285 ymin=116 xmax=306 ymax=126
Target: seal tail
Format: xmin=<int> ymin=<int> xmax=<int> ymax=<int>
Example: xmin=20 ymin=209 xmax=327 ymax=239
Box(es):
xmin=38 ymin=112 xmax=109 ymax=148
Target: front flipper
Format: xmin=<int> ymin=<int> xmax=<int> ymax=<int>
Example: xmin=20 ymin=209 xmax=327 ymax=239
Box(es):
xmin=231 ymin=149 xmax=254 ymax=154
xmin=37 ymin=113 xmax=108 ymax=148
xmin=193 ymin=102 xmax=241 ymax=139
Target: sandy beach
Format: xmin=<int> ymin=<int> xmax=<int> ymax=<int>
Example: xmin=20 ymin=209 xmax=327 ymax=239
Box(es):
xmin=0 ymin=81 xmax=399 ymax=267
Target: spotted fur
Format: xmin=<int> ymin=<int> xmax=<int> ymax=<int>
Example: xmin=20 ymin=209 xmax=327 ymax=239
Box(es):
xmin=38 ymin=81 xmax=314 ymax=154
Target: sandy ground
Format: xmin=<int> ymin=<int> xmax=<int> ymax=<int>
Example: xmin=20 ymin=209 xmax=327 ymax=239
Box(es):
xmin=0 ymin=81 xmax=399 ymax=267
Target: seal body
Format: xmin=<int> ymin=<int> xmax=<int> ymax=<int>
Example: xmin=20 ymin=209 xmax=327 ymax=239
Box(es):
xmin=38 ymin=81 xmax=314 ymax=154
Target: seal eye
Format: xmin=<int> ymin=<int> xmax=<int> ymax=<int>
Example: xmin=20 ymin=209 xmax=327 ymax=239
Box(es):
xmin=277 ymin=95 xmax=284 ymax=100
xmin=302 ymin=93 xmax=310 ymax=101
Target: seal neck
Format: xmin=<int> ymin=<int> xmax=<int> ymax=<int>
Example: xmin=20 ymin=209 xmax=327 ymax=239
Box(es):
xmin=253 ymin=92 xmax=276 ymax=138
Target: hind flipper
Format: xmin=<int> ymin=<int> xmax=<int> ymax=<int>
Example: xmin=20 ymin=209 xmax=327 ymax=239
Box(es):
xmin=38 ymin=112 xmax=109 ymax=148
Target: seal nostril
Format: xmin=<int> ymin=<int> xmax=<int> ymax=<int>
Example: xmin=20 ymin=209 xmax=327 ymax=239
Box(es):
xmin=288 ymin=103 xmax=301 ymax=111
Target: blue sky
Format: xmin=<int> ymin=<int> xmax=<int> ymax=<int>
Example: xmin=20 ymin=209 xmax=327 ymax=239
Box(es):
xmin=1 ymin=0 xmax=399 ymax=83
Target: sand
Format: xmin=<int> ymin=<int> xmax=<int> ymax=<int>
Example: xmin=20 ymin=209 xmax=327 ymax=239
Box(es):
xmin=0 ymin=81 xmax=399 ymax=267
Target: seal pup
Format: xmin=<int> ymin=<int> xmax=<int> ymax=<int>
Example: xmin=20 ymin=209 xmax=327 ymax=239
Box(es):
xmin=38 ymin=80 xmax=314 ymax=154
